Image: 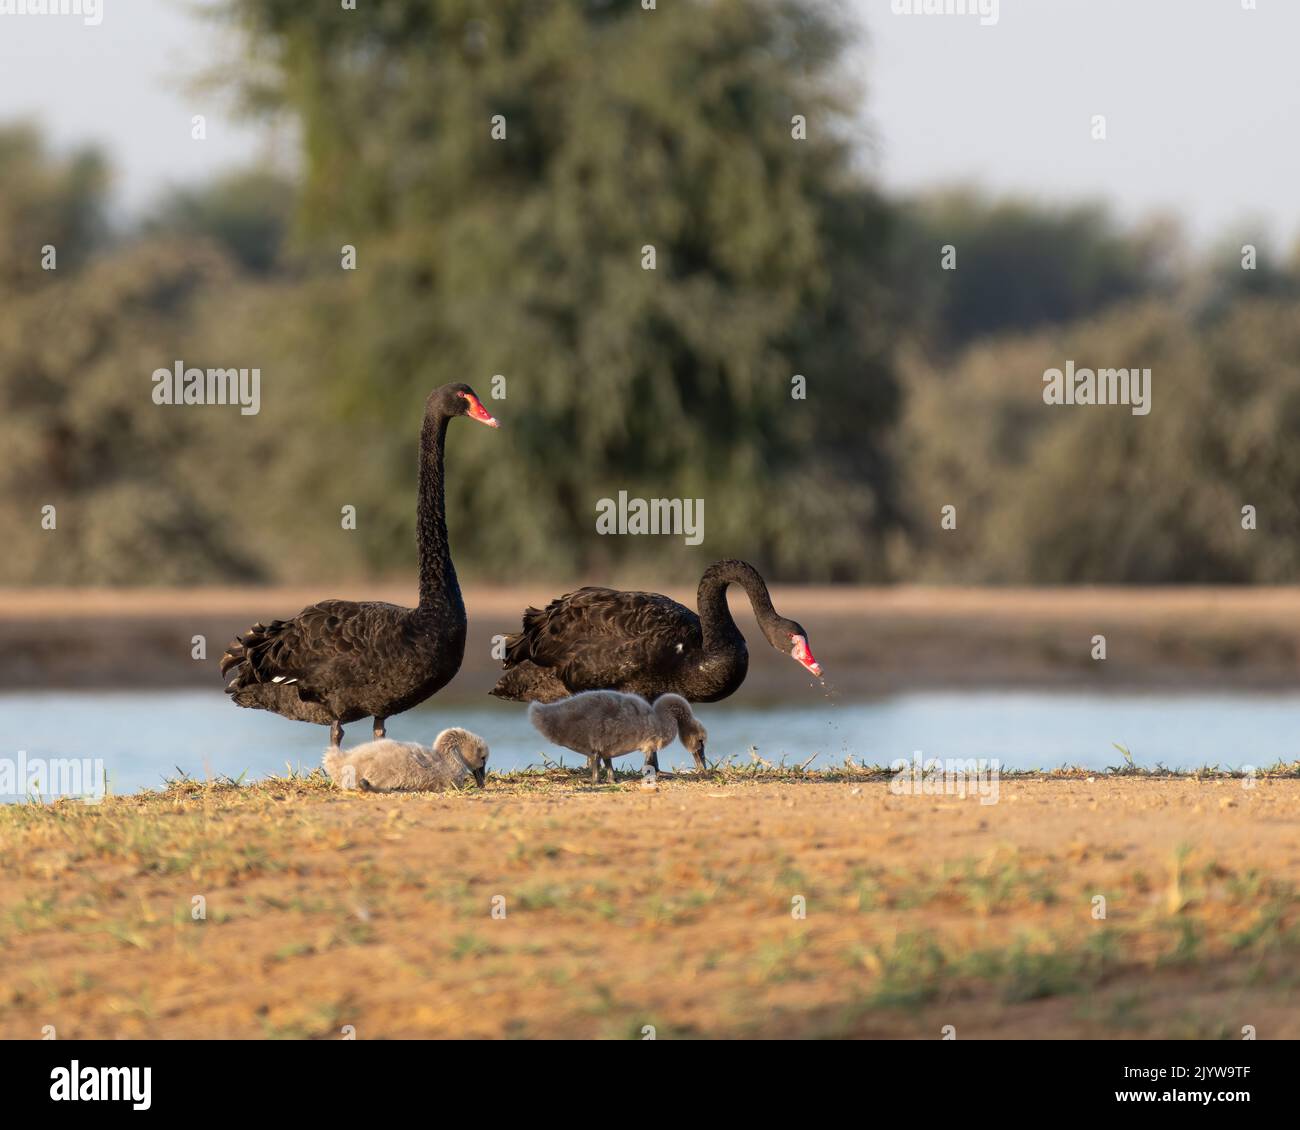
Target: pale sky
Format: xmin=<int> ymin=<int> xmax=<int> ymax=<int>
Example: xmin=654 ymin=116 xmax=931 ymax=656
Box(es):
xmin=1 ymin=0 xmax=1296 ymax=248
xmin=0 ymin=0 xmax=284 ymax=214
xmin=856 ymin=0 xmax=1300 ymax=248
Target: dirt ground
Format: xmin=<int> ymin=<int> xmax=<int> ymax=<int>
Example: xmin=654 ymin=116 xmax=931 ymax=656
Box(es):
xmin=2 ymin=770 xmax=1297 ymax=1040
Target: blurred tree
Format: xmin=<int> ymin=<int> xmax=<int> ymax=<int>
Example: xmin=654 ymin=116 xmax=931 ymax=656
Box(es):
xmin=8 ymin=7 xmax=1300 ymax=590
xmin=897 ymin=297 xmax=1300 ymax=583
xmin=215 ymin=0 xmax=902 ymax=583
xmin=893 ymin=188 xmax=1176 ymax=350
xmin=0 ymin=123 xmax=108 ymax=288
xmin=0 ymin=127 xmax=310 ymax=584
xmin=1189 ymin=229 xmax=1299 ymax=321
xmin=0 ymin=236 xmax=272 ymax=583
xmin=147 ymin=169 xmax=297 ymax=275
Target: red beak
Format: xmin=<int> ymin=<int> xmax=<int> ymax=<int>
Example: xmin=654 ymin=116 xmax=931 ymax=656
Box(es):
xmin=791 ymin=635 xmax=822 ymax=678
xmin=460 ymin=392 xmax=500 ymax=427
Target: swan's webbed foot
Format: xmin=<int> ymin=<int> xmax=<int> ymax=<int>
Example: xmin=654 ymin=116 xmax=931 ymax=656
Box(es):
xmin=330 ymin=720 xmax=344 ymax=748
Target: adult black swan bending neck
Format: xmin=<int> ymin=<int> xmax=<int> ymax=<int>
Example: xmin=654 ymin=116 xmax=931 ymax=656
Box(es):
xmin=490 ymin=559 xmax=821 ymax=704
xmin=221 ymin=382 xmax=499 ymax=745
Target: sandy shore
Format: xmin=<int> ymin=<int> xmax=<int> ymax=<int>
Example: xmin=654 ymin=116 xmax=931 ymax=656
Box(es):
xmin=4 ymin=584 xmax=1300 ymax=695
xmin=2 ymin=771 xmax=1297 ymax=1039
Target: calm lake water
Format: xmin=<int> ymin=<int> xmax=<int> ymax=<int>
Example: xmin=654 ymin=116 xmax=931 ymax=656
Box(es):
xmin=2 ymin=688 xmax=1298 ymax=799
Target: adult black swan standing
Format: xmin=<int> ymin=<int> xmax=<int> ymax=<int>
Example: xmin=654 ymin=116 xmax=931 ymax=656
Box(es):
xmin=221 ymin=382 xmax=499 ymax=746
xmin=490 ymin=559 xmax=822 ymax=704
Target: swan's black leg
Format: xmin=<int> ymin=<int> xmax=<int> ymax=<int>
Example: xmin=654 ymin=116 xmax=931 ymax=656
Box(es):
xmin=330 ymin=720 xmax=344 ymax=747
xmin=647 ymin=750 xmax=660 ymax=772
xmin=373 ymin=717 xmax=386 ymax=739
xmin=602 ymin=756 xmax=616 ymax=782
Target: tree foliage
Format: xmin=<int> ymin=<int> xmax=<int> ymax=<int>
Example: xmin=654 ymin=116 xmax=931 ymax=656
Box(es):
xmin=3 ymin=5 xmax=1299 ymax=588
xmin=892 ymin=188 xmax=1179 ymax=350
xmin=215 ymin=0 xmax=901 ymax=582
xmin=898 ymin=298 xmax=1300 ymax=583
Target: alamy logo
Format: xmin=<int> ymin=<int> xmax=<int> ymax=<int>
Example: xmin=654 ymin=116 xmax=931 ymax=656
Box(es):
xmin=50 ymin=1062 xmax=151 ymax=1110
xmin=889 ymin=752 xmax=1000 ymax=805
xmin=891 ymin=0 xmax=999 ymax=27
xmin=152 ymin=361 xmax=261 ymax=416
xmin=1 ymin=752 xmax=105 ymax=800
xmin=0 ymin=0 xmax=103 ymax=25
xmin=1042 ymin=361 xmax=1151 ymax=416
xmin=596 ymin=491 xmax=704 ymax=546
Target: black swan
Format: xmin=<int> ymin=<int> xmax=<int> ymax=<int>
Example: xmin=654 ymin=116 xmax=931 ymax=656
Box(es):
xmin=490 ymin=559 xmax=821 ymax=704
xmin=528 ymin=690 xmax=707 ymax=783
xmin=220 ymin=382 xmax=499 ymax=745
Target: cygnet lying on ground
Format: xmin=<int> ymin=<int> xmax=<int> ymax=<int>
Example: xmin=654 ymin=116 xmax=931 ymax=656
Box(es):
xmin=323 ymin=728 xmax=489 ymax=792
xmin=528 ymin=690 xmax=707 ymax=783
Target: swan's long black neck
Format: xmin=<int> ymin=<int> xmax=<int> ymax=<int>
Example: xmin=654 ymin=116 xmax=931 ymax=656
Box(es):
xmin=696 ymin=560 xmax=778 ymax=652
xmin=416 ymin=408 xmax=463 ymax=617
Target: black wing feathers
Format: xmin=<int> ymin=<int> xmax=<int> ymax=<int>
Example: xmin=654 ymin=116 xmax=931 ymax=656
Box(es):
xmin=501 ymin=587 xmax=701 ymax=692
xmin=222 ymin=600 xmax=398 ymax=701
